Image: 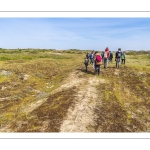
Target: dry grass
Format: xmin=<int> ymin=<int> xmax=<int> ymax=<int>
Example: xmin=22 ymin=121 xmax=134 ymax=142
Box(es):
xmin=93 ymin=54 xmax=150 ymax=132
xmin=0 ymin=49 xmax=150 ymax=132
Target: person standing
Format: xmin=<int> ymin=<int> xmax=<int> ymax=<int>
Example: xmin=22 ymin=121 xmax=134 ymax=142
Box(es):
xmin=94 ymin=51 xmax=102 ymax=75
xmin=84 ymin=57 xmax=89 ymax=72
xmin=109 ymin=51 xmax=113 ymax=63
xmin=103 ymin=47 xmax=110 ymax=68
xmin=101 ymin=51 xmax=104 ymax=64
xmin=86 ymin=52 xmax=90 ymax=59
xmin=92 ymin=51 xmax=97 ymax=69
xmin=121 ymin=51 xmax=126 ymax=65
xmin=115 ymin=48 xmax=122 ymax=68
xmin=89 ymin=51 xmax=94 ymax=64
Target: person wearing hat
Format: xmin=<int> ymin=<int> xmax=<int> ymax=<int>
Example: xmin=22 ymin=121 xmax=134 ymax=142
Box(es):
xmin=115 ymin=48 xmax=122 ymax=68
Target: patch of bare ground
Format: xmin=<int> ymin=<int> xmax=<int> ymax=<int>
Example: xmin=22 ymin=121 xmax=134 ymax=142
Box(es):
xmin=3 ymin=69 xmax=87 ymax=132
xmin=7 ymin=68 xmax=106 ymax=132
xmin=51 ymin=70 xmax=87 ymax=94
xmin=11 ymin=88 xmax=77 ymax=132
xmin=60 ymin=77 xmax=105 ymax=132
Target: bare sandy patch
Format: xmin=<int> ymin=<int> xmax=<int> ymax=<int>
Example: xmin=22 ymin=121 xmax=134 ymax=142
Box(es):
xmin=60 ymin=76 xmax=104 ymax=132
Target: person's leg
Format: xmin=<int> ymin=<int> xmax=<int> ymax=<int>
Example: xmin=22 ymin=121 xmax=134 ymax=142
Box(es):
xmin=91 ymin=59 xmax=93 ymax=64
xmin=110 ymin=58 xmax=112 ymax=63
xmin=99 ymin=65 xmax=101 ymax=74
xmin=95 ymin=65 xmax=97 ymax=75
xmin=118 ymin=60 xmax=121 ymax=68
xmin=85 ymin=65 xmax=88 ymax=72
xmin=98 ymin=65 xmax=100 ymax=75
xmin=104 ymin=58 xmax=108 ymax=68
xmin=93 ymin=62 xmax=95 ymax=69
xmin=104 ymin=58 xmax=106 ymax=68
xmin=106 ymin=58 xmax=108 ymax=68
xmin=116 ymin=60 xmax=119 ymax=68
xmin=90 ymin=59 xmax=92 ymax=64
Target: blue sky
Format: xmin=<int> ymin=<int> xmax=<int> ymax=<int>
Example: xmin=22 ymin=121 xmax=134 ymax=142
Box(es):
xmin=0 ymin=18 xmax=150 ymax=51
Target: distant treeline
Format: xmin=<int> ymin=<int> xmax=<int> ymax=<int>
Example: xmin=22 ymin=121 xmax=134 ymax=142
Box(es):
xmin=0 ymin=48 xmax=150 ymax=55
xmin=0 ymin=48 xmax=85 ymax=54
xmin=125 ymin=50 xmax=150 ymax=55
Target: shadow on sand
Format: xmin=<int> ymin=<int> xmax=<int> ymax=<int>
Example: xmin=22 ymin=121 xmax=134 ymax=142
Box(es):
xmin=76 ymin=67 xmax=95 ymax=75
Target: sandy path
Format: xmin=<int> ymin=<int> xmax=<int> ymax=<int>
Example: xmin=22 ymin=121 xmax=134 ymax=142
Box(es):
xmin=60 ymin=76 xmax=104 ymax=132
xmin=0 ymin=69 xmax=105 ymax=132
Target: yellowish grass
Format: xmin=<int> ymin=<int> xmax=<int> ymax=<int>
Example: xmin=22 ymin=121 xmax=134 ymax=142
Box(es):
xmin=0 ymin=50 xmax=150 ymax=132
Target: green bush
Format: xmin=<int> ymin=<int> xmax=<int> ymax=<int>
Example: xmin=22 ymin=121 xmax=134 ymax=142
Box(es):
xmin=22 ymin=56 xmax=33 ymax=60
xmin=0 ymin=56 xmax=11 ymax=60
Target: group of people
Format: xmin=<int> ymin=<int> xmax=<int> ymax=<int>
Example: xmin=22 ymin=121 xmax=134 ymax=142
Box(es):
xmin=84 ymin=47 xmax=126 ymax=75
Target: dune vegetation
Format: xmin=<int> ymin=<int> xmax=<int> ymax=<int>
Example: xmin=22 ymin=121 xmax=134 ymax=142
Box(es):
xmin=0 ymin=49 xmax=150 ymax=132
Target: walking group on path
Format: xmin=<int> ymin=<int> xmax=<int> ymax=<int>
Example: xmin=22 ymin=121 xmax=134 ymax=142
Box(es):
xmin=84 ymin=47 xmax=126 ymax=75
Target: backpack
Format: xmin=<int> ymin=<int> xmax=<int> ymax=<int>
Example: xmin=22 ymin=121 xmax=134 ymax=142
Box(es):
xmin=117 ymin=52 xmax=121 ymax=58
xmin=84 ymin=59 xmax=88 ymax=65
xmin=121 ymin=53 xmax=125 ymax=59
xmin=96 ymin=55 xmax=102 ymax=62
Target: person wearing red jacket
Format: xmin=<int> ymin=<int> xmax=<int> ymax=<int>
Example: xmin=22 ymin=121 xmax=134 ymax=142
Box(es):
xmin=103 ymin=47 xmax=110 ymax=68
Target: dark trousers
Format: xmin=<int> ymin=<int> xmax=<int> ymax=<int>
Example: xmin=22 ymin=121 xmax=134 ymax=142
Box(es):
xmin=90 ymin=58 xmax=93 ymax=64
xmin=109 ymin=57 xmax=113 ymax=63
xmin=85 ymin=65 xmax=88 ymax=72
xmin=104 ymin=58 xmax=108 ymax=68
xmin=121 ymin=59 xmax=125 ymax=64
xmin=95 ymin=65 xmax=100 ymax=75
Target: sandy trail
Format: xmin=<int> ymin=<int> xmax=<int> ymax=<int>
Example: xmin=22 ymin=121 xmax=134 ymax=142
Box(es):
xmin=60 ymin=76 xmax=104 ymax=132
xmin=0 ymin=69 xmax=105 ymax=132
